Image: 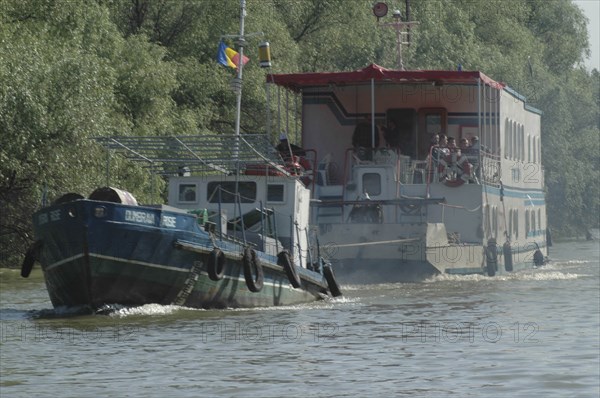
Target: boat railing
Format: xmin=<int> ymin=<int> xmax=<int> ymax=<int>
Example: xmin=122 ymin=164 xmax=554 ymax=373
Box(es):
xmin=480 ymin=150 xmax=501 ymax=186
xmin=302 ymin=148 xmax=318 ymax=194
xmin=207 ymin=184 xmax=321 ymax=268
xmin=95 ymin=134 xmax=291 ymax=177
xmin=311 ymin=196 xmax=444 ymax=225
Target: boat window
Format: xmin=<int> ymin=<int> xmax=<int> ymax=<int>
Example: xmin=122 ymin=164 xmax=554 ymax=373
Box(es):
xmin=417 ymin=108 xmax=446 ymax=159
xmin=520 ymin=125 xmax=525 ymax=161
xmin=494 ymin=128 xmax=500 ymax=156
xmin=207 ymin=182 xmax=256 ymax=203
xmin=512 ymin=121 xmax=518 ymax=160
xmin=484 ymin=204 xmax=490 ymax=237
xmin=504 ymin=119 xmax=510 ymax=159
xmin=178 ymin=184 xmax=197 ymax=203
xmin=508 ymin=209 xmax=513 ymax=240
xmin=525 ymin=210 xmax=530 ymax=236
xmin=426 ymin=114 xmax=441 ymax=133
xmin=513 ymin=210 xmax=519 ymax=239
xmin=492 ymin=206 xmax=498 ymax=238
xmin=362 ymin=173 xmax=381 ymax=196
xmin=267 ymin=184 xmax=285 ymax=203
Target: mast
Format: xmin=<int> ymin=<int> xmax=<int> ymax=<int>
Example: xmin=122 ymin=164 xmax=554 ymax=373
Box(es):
xmin=374 ymin=2 xmax=418 ymax=70
xmin=232 ymin=0 xmax=247 ymax=160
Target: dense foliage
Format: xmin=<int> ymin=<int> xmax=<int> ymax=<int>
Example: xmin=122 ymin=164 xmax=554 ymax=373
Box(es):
xmin=1 ymin=0 xmax=598 ymax=266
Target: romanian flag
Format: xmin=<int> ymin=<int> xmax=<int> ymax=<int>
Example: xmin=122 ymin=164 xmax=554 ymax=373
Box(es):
xmin=217 ymin=41 xmax=249 ymax=69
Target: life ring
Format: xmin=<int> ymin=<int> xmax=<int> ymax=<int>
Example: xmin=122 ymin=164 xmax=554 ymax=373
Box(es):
xmin=21 ymin=240 xmax=43 ymax=278
xmin=443 ymin=178 xmax=465 ymax=187
xmin=278 ymin=250 xmax=301 ymax=288
xmin=439 ymin=152 xmax=471 ymax=187
xmin=242 ymin=247 xmax=263 ymax=292
xmin=323 ymin=264 xmax=342 ymax=297
xmin=207 ymin=248 xmax=226 ymax=281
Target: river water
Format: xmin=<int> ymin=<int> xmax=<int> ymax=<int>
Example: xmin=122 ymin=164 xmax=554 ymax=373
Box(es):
xmin=0 ymin=240 xmax=598 ymax=397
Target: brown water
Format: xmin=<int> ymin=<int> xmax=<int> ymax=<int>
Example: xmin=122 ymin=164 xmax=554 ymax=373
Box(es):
xmin=1 ymin=240 xmax=598 ymax=397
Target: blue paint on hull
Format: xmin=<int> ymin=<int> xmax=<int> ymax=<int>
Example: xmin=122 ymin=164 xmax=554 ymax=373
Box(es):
xmin=34 ymin=200 xmax=328 ymax=310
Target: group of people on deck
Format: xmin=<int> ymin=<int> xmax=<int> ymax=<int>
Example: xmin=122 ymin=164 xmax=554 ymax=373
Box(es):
xmin=276 ymin=119 xmax=482 ymax=185
xmin=429 ymin=133 xmax=480 ymax=158
xmin=429 ymin=133 xmax=480 ymax=182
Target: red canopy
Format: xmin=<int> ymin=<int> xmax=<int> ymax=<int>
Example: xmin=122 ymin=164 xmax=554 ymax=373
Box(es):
xmin=267 ymin=64 xmax=504 ymax=91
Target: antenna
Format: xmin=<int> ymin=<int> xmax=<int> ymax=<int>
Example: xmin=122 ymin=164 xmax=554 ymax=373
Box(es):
xmin=373 ymin=2 xmax=418 ymax=70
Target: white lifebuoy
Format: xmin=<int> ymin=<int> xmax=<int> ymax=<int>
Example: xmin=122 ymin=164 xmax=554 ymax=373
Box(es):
xmin=439 ymin=152 xmax=472 ymax=187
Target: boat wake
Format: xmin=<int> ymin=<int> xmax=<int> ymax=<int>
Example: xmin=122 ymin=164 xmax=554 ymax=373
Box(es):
xmin=230 ymin=297 xmax=359 ymax=312
xmin=550 ymin=259 xmax=592 ymax=266
xmin=341 ymin=283 xmax=406 ymax=291
xmin=426 ymin=270 xmax=579 ymax=283
xmin=106 ymin=303 xmax=201 ymax=318
xmin=102 ymin=297 xmax=359 ymax=316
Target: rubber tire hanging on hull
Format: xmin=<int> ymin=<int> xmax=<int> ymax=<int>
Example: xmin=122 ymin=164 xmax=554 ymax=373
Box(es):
xmin=533 ymin=249 xmax=544 ymax=267
xmin=323 ymin=264 xmax=342 ymax=297
xmin=207 ymin=248 xmax=226 ymax=281
xmin=278 ymin=250 xmax=301 ymax=288
xmin=21 ymin=240 xmax=43 ymax=278
xmin=242 ymin=247 xmax=263 ymax=292
xmin=503 ymin=241 xmax=513 ymax=272
xmin=485 ymin=239 xmax=498 ymax=277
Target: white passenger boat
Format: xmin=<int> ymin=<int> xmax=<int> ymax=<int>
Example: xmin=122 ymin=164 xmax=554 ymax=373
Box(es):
xmin=268 ymin=64 xmax=550 ymax=283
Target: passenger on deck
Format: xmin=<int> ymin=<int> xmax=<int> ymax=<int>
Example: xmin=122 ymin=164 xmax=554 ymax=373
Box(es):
xmin=276 ymin=132 xmax=312 ymax=185
xmin=352 ymin=115 xmax=380 ymax=160
xmin=438 ymin=134 xmax=449 ymax=153
xmin=429 ymin=133 xmax=439 ymax=146
xmin=383 ymin=120 xmax=401 ymax=150
xmin=429 ymin=133 xmax=440 ymax=157
xmin=447 ymin=137 xmax=458 ymax=153
xmin=459 ymin=138 xmax=470 ymax=151
xmin=469 ymin=136 xmax=480 ymax=153
xmin=464 ymin=136 xmax=480 ymax=180
xmin=427 ymin=134 xmax=443 ymax=181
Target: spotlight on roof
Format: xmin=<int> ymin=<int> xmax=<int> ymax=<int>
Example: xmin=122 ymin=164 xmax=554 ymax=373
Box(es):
xmin=372 ymin=2 xmax=388 ymax=20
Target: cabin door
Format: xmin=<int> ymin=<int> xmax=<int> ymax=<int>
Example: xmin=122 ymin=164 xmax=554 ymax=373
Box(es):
xmin=417 ymin=108 xmax=447 ymax=159
xmin=385 ymin=109 xmax=416 ymax=158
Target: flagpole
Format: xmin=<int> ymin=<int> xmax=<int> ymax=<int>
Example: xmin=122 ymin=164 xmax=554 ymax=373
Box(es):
xmin=233 ymin=0 xmax=246 ymax=163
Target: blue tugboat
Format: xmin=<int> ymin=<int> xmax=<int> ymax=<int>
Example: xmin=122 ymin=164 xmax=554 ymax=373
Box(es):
xmin=22 ymin=134 xmax=341 ymax=310
xmin=20 ymin=0 xmax=341 ymax=310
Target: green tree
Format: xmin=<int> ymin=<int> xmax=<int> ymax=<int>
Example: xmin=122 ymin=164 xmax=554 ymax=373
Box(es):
xmin=1 ymin=0 xmax=598 ymax=267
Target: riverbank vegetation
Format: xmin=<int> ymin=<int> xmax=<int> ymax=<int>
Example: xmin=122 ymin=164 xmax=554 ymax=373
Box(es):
xmin=1 ymin=0 xmax=598 ymax=266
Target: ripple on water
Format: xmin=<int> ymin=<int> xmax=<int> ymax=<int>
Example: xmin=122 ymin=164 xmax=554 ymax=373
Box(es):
xmin=426 ymin=269 xmax=580 ymax=283
xmin=0 ymin=240 xmax=597 ymax=398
